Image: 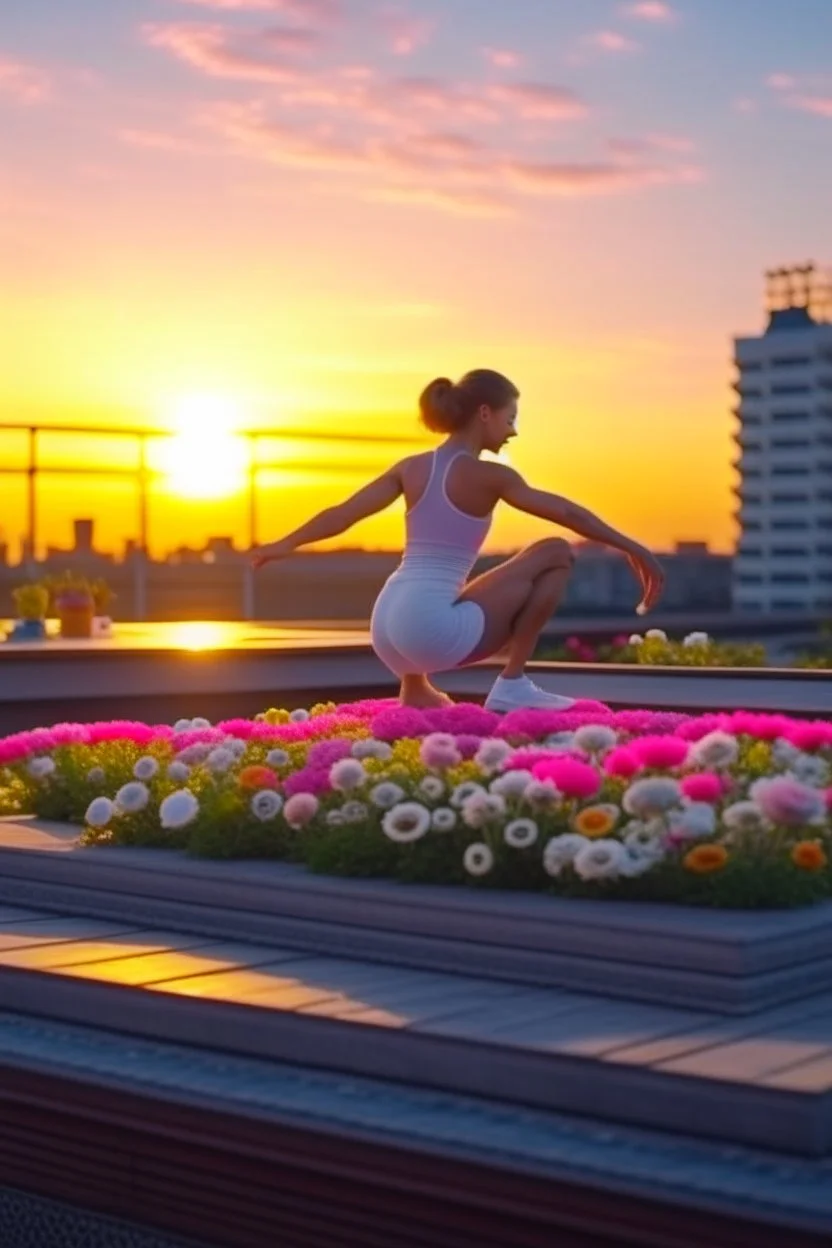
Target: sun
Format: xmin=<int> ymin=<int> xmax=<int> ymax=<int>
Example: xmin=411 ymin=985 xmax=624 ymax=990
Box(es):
xmin=159 ymin=394 xmax=248 ymax=499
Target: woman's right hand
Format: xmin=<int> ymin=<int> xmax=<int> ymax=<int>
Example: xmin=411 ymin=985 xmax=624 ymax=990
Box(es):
xmin=625 ymin=544 xmax=665 ymax=615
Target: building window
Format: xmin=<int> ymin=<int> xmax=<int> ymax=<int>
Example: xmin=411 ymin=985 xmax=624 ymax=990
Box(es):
xmin=771 ymin=356 xmax=812 ymax=367
xmin=737 ymin=574 xmax=763 ymax=585
xmin=771 ymin=547 xmax=808 ymax=558
xmin=743 ymin=520 xmax=763 ymax=531
xmin=771 ymin=411 xmax=810 ymax=422
xmin=771 ymin=520 xmax=808 ymax=531
xmin=771 ymin=466 xmax=810 ymax=476
xmin=771 ymin=493 xmax=808 ymax=504
xmin=771 ymin=384 xmax=812 ymax=395
xmin=741 ymin=440 xmax=763 ymax=452
xmin=816 ymin=545 xmax=832 ymax=556
xmin=772 ymin=600 xmax=808 ymax=610
xmin=742 ymin=469 xmax=762 ymax=479
xmin=738 ymin=547 xmax=762 ymax=557
xmin=770 ymin=573 xmax=810 ymax=584
xmin=736 ymin=602 xmax=764 ymax=612
xmin=771 ymin=438 xmax=811 ymax=450
xmin=738 ymin=361 xmax=763 ymax=372
xmin=742 ymin=414 xmax=763 ymax=426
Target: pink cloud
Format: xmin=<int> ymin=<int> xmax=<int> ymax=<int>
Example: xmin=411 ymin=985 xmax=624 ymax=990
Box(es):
xmin=733 ymin=97 xmax=757 ymax=114
xmin=142 ymin=22 xmax=318 ymax=80
xmin=0 ymin=57 xmax=51 ymax=104
xmin=588 ymin=30 xmax=640 ymax=53
xmin=380 ymin=7 xmax=436 ymax=56
xmin=766 ymin=72 xmax=795 ymax=91
xmin=482 ymin=47 xmax=524 ymax=69
xmin=787 ymin=94 xmax=832 ymax=117
xmin=502 ymin=158 xmax=703 ymax=196
xmin=621 ymin=1 xmax=677 ymax=21
xmin=486 ymin=82 xmax=587 ymax=121
xmin=172 ymin=0 xmax=341 ymax=23
xmin=766 ymin=72 xmax=832 ymax=118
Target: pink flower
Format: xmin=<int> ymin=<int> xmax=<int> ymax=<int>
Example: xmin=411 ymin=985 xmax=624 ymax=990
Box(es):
xmin=825 ymin=788 xmax=832 ymax=811
xmin=612 ymin=633 xmax=629 ymax=648
xmin=577 ymin=645 xmax=595 ymax=662
xmin=531 ymin=757 xmax=601 ymax=799
xmin=420 ymin=733 xmax=462 ymax=769
xmin=631 ymin=735 xmax=690 ymax=770
xmin=727 ymin=712 xmax=793 ymax=742
xmin=786 ymin=722 xmax=832 ymax=753
xmin=680 ymin=772 xmax=723 ymax=804
xmin=750 ymin=776 xmax=826 ymax=827
xmin=282 ymin=767 xmax=331 ymax=797
xmin=603 ymin=747 xmax=640 ymax=779
xmin=565 ymin=636 xmax=583 ymax=651
xmin=423 ymin=704 xmax=500 ymax=737
xmin=503 ymin=746 xmax=552 ymax=771
xmin=307 ymin=739 xmax=352 ymax=767
xmin=455 ymin=733 xmax=484 ymax=760
xmin=371 ymin=707 xmax=431 ymax=741
xmin=283 ymin=792 xmax=320 ymax=828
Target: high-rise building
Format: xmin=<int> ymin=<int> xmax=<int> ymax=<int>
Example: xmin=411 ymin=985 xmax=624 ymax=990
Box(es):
xmin=732 ymin=263 xmax=832 ymax=613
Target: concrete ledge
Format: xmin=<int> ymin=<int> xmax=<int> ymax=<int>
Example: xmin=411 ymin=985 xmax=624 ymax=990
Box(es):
xmin=3 ymin=823 xmax=832 ymax=1015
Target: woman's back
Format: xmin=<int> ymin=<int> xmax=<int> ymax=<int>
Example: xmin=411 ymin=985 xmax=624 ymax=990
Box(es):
xmin=396 ymin=442 xmax=493 ymax=587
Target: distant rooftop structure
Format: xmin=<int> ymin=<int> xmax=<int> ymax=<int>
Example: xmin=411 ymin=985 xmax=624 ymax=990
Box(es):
xmin=764 ymin=261 xmax=832 ymax=332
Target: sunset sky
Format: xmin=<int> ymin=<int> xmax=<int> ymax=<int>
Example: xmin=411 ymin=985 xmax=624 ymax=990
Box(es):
xmin=1 ymin=0 xmax=831 ymax=559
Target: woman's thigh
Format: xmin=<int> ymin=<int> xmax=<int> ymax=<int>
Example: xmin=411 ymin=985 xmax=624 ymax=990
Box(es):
xmin=456 ymin=538 xmax=573 ymax=664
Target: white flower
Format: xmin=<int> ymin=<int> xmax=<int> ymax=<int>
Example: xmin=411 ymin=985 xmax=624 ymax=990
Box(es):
xmin=489 ymin=769 xmax=534 ymax=798
xmin=689 ymin=731 xmax=739 ymax=770
xmin=176 ymin=743 xmax=211 ymax=765
xmin=463 ymin=842 xmax=494 ymax=877
xmin=167 ymin=760 xmax=191 ymax=783
xmin=26 ymin=756 xmax=55 ymax=779
xmin=342 ymin=800 xmax=368 ymax=824
xmin=329 ymin=757 xmax=367 ymax=792
xmin=628 ymin=634 xmax=643 ymax=647
xmin=574 ymin=838 xmax=628 ymax=881
xmin=224 ymin=737 xmax=247 ymax=759
xmin=351 ymin=739 xmax=392 ymax=761
xmin=573 ymin=724 xmax=618 ymax=754
xmin=542 ymin=833 xmax=589 ymax=877
xmin=115 ymin=781 xmax=150 ymax=814
xmin=160 ymin=788 xmax=199 ymax=829
xmin=86 ymin=766 xmax=105 ymax=785
xmin=683 ymin=632 xmax=710 ymax=648
xmin=266 ymin=748 xmax=290 ymax=768
xmin=623 ymin=777 xmax=681 ymax=818
xmin=504 ymin=818 xmax=539 ymax=849
xmin=645 ymin=629 xmax=668 ymax=642
xmin=619 ymin=848 xmax=659 ymax=878
xmin=190 ymin=717 xmax=212 ymax=730
xmin=133 ymin=755 xmax=159 ymax=781
xmin=523 ymin=779 xmax=562 ymax=811
xmin=206 ymin=747 xmax=235 ymax=774
xmin=172 ymin=718 xmax=192 ymax=733
xmin=787 ymin=755 xmax=830 ymax=789
xmin=382 ymin=802 xmax=431 ymax=843
xmin=290 ymin=708 xmax=310 ymax=722
xmin=85 ymin=796 xmax=114 ymax=828
xmin=419 ymin=732 xmax=462 ymax=769
xmin=772 ymin=738 xmax=801 ymax=768
xmin=722 ymin=800 xmax=770 ymax=834
xmin=370 ymin=781 xmax=405 ymax=810
xmin=474 ymin=738 xmax=512 ymax=773
xmin=667 ymin=801 xmax=717 ymax=842
xmin=431 ymin=807 xmax=457 ymax=832
xmin=544 ymin=732 xmax=575 ymax=749
xmin=623 ymin=820 xmax=665 ymax=859
xmin=461 ymin=791 xmax=506 ymax=829
xmin=418 ymin=775 xmax=446 ymax=801
xmin=326 ymin=809 xmax=346 ymax=827
xmin=450 ymin=781 xmax=488 ymax=808
xmin=250 ymin=789 xmax=283 ymax=821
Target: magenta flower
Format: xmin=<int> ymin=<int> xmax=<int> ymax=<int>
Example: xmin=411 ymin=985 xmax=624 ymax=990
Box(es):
xmin=680 ymin=772 xmax=723 ymax=804
xmin=631 ymin=735 xmax=690 ymax=770
xmin=603 ymin=747 xmax=640 ymax=779
xmin=786 ymin=722 xmax=832 ymax=753
xmin=531 ymin=757 xmax=601 ymax=799
xmin=371 ymin=706 xmax=432 ymax=741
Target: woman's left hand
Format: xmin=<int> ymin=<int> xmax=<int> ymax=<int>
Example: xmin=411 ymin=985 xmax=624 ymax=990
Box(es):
xmin=251 ymin=541 xmax=291 ymax=570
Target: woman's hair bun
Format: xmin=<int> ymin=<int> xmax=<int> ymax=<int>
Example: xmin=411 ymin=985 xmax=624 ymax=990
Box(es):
xmin=418 ymin=377 xmax=463 ymax=433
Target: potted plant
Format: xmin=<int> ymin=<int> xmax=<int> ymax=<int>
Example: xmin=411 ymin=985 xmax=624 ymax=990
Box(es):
xmin=52 ymin=573 xmax=95 ymax=639
xmin=90 ymin=578 xmax=115 ymax=638
xmin=7 ymin=583 xmax=49 ymax=641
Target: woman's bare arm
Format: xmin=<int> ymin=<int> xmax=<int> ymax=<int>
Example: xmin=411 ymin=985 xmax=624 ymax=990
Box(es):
xmin=252 ymin=465 xmax=404 ymax=567
xmin=493 ymin=466 xmax=666 ymax=612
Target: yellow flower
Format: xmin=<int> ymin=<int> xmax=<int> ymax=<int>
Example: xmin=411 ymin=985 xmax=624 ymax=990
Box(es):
xmin=573 ymin=804 xmax=618 ymax=839
xmin=262 ymin=707 xmax=291 ymax=725
xmin=310 ymin=701 xmax=337 ymax=718
xmin=446 ymin=760 xmax=482 ymax=787
xmin=791 ymin=840 xmax=827 ymax=872
xmin=683 ymin=844 xmax=728 ymax=874
xmin=743 ymin=741 xmax=772 ymax=775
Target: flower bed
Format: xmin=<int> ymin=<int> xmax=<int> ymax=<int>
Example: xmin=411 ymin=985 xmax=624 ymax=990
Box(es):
xmin=2 ymin=698 xmax=831 ymax=909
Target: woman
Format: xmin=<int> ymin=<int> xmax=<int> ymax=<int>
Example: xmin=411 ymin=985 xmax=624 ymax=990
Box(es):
xmin=253 ymin=369 xmax=664 ymax=710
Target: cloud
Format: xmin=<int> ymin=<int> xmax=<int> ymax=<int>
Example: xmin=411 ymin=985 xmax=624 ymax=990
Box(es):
xmin=379 ymin=7 xmax=436 ymax=56
xmin=765 ymin=72 xmax=832 ymax=118
xmin=482 ymin=47 xmax=524 ymax=69
xmin=766 ymin=72 xmax=795 ymax=91
xmin=502 ymin=158 xmax=703 ymax=196
xmin=733 ymin=97 xmax=757 ymax=115
xmin=787 ymin=94 xmax=832 ymax=117
xmin=608 ymin=133 xmax=695 ymax=157
xmin=587 ymin=30 xmax=640 ymax=53
xmin=621 ymin=2 xmax=677 ymax=21
xmin=486 ymin=82 xmax=587 ymax=121
xmin=171 ymin=0 xmax=341 ymax=24
xmin=142 ymin=21 xmax=319 ymax=80
xmin=0 ymin=57 xmax=51 ymax=103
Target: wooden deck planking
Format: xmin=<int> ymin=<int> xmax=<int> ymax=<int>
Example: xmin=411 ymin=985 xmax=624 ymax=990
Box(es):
xmin=657 ymin=1015 xmax=832 ymax=1083
xmin=0 ymin=918 xmax=146 ymax=952
xmin=53 ymin=943 xmax=306 ymax=988
xmin=0 ymin=930 xmax=214 ymax=970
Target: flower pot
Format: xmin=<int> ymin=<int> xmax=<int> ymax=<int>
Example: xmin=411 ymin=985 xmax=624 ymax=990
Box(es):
xmin=56 ymin=594 xmax=94 ymax=639
xmin=6 ymin=618 xmax=47 ymax=642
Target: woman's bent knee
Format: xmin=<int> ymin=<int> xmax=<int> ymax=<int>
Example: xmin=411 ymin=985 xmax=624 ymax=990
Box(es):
xmin=524 ymin=537 xmax=574 ymax=571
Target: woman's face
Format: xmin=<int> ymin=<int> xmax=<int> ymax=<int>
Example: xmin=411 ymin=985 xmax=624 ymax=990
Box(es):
xmin=480 ymin=400 xmax=518 ymax=453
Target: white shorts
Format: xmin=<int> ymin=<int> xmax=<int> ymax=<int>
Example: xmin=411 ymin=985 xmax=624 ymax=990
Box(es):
xmin=370 ymin=578 xmax=486 ymax=677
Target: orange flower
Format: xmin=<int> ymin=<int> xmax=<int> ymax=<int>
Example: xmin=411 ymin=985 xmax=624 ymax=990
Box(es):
xmin=683 ymin=844 xmax=728 ymax=874
xmin=238 ymin=765 xmax=278 ymax=789
xmin=791 ymin=840 xmax=827 ymax=872
xmin=573 ymin=804 xmax=618 ymax=839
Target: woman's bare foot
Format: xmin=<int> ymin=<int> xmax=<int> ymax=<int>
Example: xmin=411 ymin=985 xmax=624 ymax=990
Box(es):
xmin=399 ymin=675 xmax=454 ymax=708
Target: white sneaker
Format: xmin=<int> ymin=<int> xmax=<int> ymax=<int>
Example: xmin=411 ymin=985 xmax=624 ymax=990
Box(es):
xmin=484 ymin=675 xmax=576 ymax=713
